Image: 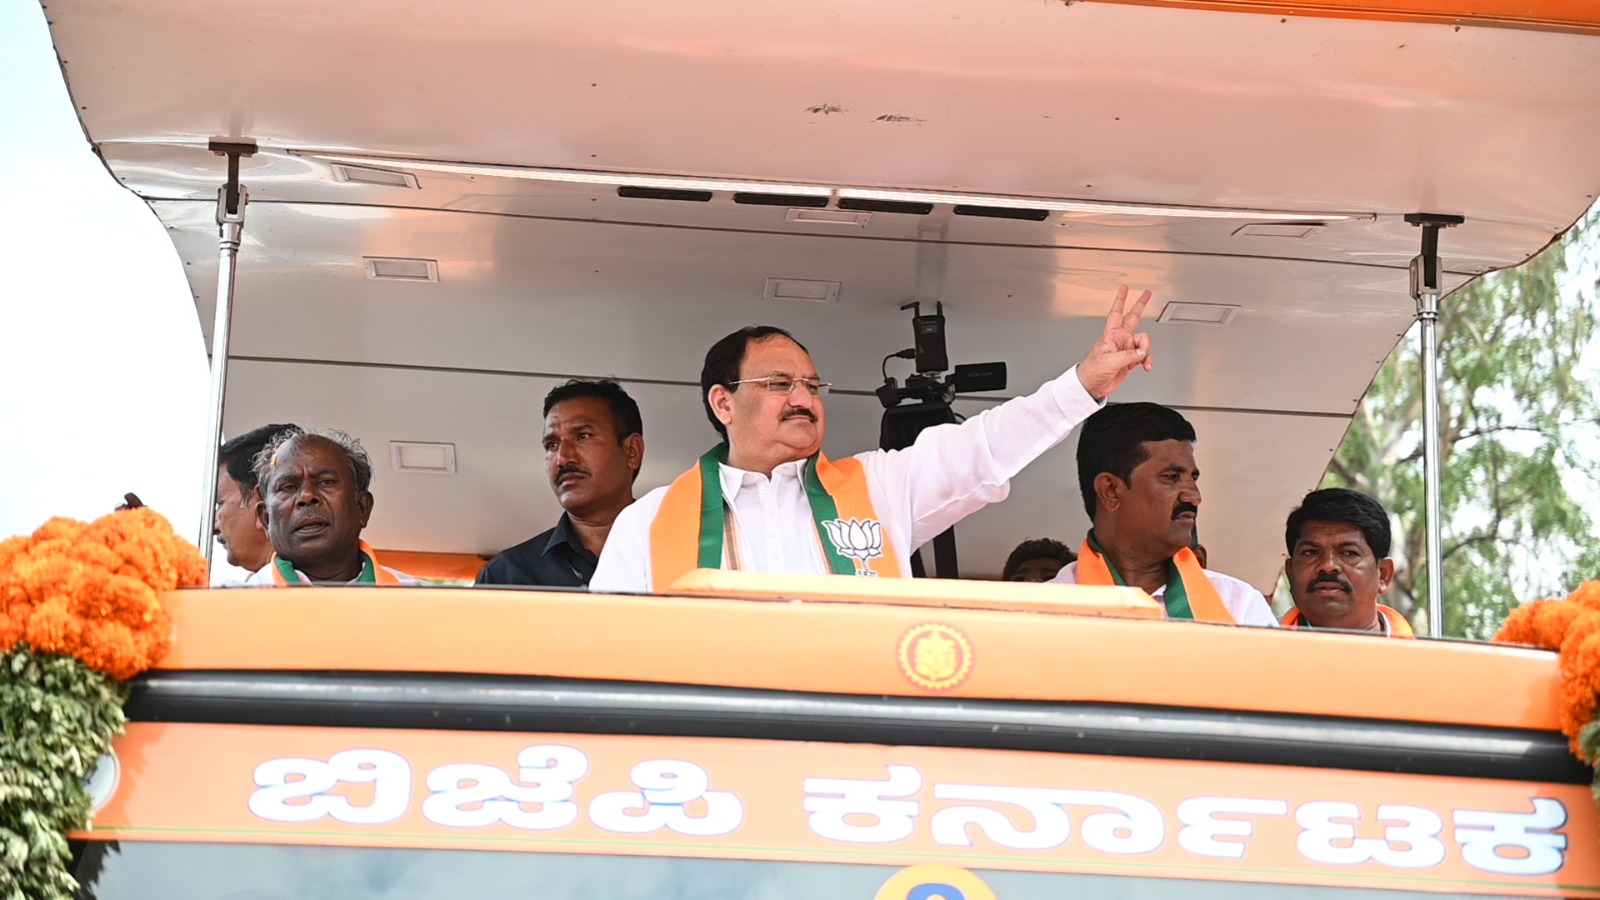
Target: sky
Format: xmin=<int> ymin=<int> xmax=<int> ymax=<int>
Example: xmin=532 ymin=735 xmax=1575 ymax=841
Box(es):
xmin=0 ymin=1 xmax=212 ymax=544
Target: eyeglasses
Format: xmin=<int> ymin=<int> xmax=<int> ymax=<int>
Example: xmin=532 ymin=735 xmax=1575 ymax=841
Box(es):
xmin=727 ymin=373 xmax=831 ymax=397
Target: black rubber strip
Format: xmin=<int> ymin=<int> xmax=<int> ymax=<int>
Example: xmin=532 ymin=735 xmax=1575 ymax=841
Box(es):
xmin=127 ymin=670 xmax=1590 ymax=784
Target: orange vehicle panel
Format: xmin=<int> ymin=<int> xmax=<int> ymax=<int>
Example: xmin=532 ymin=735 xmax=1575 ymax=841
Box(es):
xmin=79 ymin=722 xmax=1600 ymax=896
xmin=159 ymin=586 xmax=1561 ymax=731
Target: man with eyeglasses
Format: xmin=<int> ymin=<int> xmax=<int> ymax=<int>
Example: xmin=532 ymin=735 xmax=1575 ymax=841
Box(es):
xmin=589 ymin=287 xmax=1154 ymax=593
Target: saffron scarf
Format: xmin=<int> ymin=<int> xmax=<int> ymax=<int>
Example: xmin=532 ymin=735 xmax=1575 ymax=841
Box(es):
xmin=270 ymin=539 xmax=402 ymax=586
xmin=650 ymin=443 xmax=901 ymax=588
xmin=1282 ymin=604 xmax=1415 ymax=638
xmin=1075 ymin=531 xmax=1235 ymax=624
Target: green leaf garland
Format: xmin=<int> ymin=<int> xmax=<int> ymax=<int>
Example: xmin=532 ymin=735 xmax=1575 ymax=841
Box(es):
xmin=0 ymin=645 xmax=127 ymax=900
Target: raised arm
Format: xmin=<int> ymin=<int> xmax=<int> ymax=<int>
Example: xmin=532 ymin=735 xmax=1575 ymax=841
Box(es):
xmin=863 ymin=287 xmax=1155 ymax=549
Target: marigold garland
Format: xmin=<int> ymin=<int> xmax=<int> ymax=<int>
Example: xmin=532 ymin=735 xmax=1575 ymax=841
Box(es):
xmin=0 ymin=508 xmax=202 ymax=680
xmin=0 ymin=508 xmax=203 ymax=898
xmin=1494 ymin=580 xmax=1600 ymax=765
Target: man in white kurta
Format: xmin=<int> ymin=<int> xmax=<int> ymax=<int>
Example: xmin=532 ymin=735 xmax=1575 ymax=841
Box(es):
xmin=590 ymin=288 xmax=1155 ymax=594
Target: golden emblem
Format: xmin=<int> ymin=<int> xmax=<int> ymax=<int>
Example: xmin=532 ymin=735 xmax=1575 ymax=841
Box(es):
xmin=898 ymin=623 xmax=973 ymax=691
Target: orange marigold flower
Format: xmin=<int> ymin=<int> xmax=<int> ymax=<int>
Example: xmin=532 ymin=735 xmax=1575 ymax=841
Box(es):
xmin=13 ymin=555 xmax=79 ymax=606
xmin=30 ymin=516 xmax=87 ymax=545
xmin=24 ymin=599 xmax=84 ymax=655
xmin=1559 ymin=609 xmax=1600 ymax=658
xmin=129 ymin=624 xmax=172 ymax=678
xmin=70 ymin=541 xmax=123 ymax=574
xmin=0 ymin=606 xmax=23 ymax=651
xmin=24 ymin=538 xmax=78 ymax=568
xmin=91 ymin=574 xmax=162 ymax=630
xmin=1494 ymin=598 xmax=1576 ymax=651
xmin=78 ymin=619 xmax=146 ymax=681
xmin=0 ymin=571 xmax=26 ymax=609
xmin=0 ymin=534 xmax=27 ymax=572
xmin=1570 ymin=580 xmax=1600 ymax=612
xmin=1560 ymin=626 xmax=1600 ymax=757
xmin=173 ymin=552 xmax=207 ymax=589
xmin=1493 ymin=581 xmax=1600 ymax=762
xmin=1 ymin=507 xmax=196 ymax=678
xmin=86 ymin=508 xmax=206 ymax=591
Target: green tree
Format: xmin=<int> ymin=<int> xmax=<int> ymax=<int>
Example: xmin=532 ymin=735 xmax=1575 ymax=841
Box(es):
xmin=1324 ymin=215 xmax=1600 ymax=639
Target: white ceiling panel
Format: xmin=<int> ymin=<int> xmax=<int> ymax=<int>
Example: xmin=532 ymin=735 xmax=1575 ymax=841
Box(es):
xmin=165 ymin=201 xmax=1430 ymax=417
xmin=106 ymin=142 xmax=1553 ymax=273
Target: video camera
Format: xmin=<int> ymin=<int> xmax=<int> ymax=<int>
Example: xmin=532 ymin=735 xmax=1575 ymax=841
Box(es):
xmin=875 ymin=301 xmax=1008 ymax=579
xmin=876 ymin=301 xmax=1007 ymax=451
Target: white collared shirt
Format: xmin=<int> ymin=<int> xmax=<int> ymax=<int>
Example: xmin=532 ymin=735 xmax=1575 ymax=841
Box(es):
xmin=210 ymin=563 xmax=261 ymax=587
xmin=715 ymin=458 xmax=830 ymax=575
xmin=1049 ymin=560 xmax=1279 ymax=627
xmin=590 ymin=365 xmax=1102 ymax=593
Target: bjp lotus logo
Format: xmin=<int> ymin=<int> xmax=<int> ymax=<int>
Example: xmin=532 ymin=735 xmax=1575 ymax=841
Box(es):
xmin=822 ymin=517 xmax=884 ymax=576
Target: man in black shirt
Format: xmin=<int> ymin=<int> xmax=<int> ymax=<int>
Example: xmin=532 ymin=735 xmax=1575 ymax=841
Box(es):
xmin=476 ymin=379 xmax=644 ymax=587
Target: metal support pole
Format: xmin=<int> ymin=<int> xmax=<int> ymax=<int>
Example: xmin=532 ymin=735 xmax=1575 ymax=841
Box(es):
xmin=1414 ymin=278 xmax=1445 ymax=637
xmin=1406 ymin=213 xmax=1463 ymax=637
xmin=196 ymin=141 xmax=256 ymax=564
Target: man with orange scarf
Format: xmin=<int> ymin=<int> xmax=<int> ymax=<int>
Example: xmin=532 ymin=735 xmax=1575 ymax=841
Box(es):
xmin=1048 ymin=403 xmax=1276 ymax=626
xmin=244 ymin=427 xmax=422 ymax=586
xmin=590 ymin=287 xmax=1155 ymax=593
xmin=1281 ymin=488 xmax=1414 ymax=637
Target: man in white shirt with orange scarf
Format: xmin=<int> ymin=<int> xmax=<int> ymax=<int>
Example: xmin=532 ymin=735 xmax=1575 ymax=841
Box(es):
xmin=590 ymin=287 xmax=1154 ymax=594
xmin=1047 ymin=402 xmax=1276 ymax=625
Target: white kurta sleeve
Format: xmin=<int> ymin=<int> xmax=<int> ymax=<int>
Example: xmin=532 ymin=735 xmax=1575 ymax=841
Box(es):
xmin=588 ymin=486 xmax=668 ymax=594
xmin=859 ymin=365 xmax=1102 ymax=551
xmin=1229 ymin=586 xmax=1281 ymax=627
xmin=1203 ymin=571 xmax=1281 ymax=627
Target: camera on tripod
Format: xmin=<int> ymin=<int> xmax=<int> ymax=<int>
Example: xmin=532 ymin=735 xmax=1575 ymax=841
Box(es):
xmin=875 ymin=301 xmax=1008 ymax=578
xmin=876 ymin=301 xmax=1007 ymax=451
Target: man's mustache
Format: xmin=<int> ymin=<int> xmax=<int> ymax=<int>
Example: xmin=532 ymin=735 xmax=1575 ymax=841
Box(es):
xmin=1171 ymin=503 xmax=1198 ymax=519
xmin=782 ymin=407 xmax=817 ymax=422
xmin=1312 ymin=573 xmax=1352 ymax=591
xmin=555 ymin=463 xmax=588 ymax=479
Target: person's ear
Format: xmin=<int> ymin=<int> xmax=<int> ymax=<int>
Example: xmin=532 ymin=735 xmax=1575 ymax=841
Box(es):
xmin=624 ymin=434 xmax=644 ymax=472
xmin=248 ymin=488 xmax=267 ymax=533
xmin=357 ymin=491 xmax=374 ymax=529
xmin=1094 ymin=472 xmax=1124 ymax=513
xmin=1377 ymin=557 xmax=1396 ymax=594
xmin=709 ymin=385 xmax=736 ymax=429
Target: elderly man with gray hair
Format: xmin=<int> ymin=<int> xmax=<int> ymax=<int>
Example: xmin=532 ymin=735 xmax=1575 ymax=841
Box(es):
xmin=244 ymin=426 xmax=422 ymax=586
